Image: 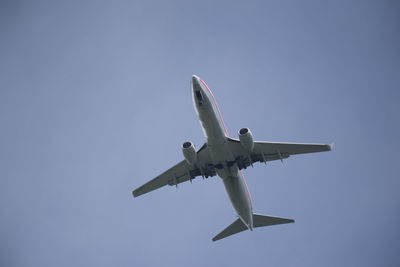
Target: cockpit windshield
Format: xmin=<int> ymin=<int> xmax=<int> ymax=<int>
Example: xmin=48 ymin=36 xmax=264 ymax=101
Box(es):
xmin=195 ymin=90 xmax=203 ymax=104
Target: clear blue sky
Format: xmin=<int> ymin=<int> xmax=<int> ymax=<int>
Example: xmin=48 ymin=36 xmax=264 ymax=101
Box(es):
xmin=1 ymin=1 xmax=399 ymax=266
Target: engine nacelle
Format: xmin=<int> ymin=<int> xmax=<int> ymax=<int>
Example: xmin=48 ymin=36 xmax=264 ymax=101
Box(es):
xmin=182 ymin=141 xmax=197 ymax=165
xmin=238 ymin=127 xmax=254 ymax=152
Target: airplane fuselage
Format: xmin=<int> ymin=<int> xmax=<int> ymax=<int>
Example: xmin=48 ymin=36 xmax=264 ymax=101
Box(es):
xmin=133 ymin=74 xmax=331 ymax=241
xmin=191 ymin=75 xmax=253 ymax=230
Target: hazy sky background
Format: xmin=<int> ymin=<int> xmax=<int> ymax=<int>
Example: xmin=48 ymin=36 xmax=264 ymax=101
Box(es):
xmin=1 ymin=1 xmax=399 ymax=266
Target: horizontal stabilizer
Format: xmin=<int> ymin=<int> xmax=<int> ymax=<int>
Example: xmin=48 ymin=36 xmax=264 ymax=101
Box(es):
xmin=212 ymin=218 xmax=247 ymax=242
xmin=212 ymin=214 xmax=294 ymax=242
xmin=253 ymin=213 xmax=294 ymax=227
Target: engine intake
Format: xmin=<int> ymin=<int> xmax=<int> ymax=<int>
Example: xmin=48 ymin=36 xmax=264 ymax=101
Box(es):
xmin=238 ymin=127 xmax=254 ymax=152
xmin=182 ymin=141 xmax=197 ymax=165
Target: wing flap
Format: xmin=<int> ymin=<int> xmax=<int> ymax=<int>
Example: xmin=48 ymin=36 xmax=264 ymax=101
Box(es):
xmin=227 ymin=137 xmax=331 ymax=170
xmin=132 ymin=143 xmax=215 ymax=197
xmin=132 ymin=160 xmax=189 ymax=197
xmin=254 ymin=141 xmax=332 ymax=156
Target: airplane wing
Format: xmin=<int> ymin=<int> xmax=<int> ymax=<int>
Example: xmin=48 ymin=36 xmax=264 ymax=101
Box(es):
xmin=227 ymin=137 xmax=332 ymax=170
xmin=132 ymin=143 xmax=215 ymax=197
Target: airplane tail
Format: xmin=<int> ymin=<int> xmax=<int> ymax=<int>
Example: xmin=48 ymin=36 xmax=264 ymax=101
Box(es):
xmin=212 ymin=213 xmax=294 ymax=241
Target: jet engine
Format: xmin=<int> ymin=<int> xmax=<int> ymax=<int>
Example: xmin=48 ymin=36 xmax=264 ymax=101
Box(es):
xmin=238 ymin=128 xmax=254 ymax=152
xmin=182 ymin=141 xmax=197 ymax=165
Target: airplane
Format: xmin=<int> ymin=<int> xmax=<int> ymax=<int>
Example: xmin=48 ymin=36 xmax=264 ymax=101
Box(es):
xmin=132 ymin=75 xmax=332 ymax=241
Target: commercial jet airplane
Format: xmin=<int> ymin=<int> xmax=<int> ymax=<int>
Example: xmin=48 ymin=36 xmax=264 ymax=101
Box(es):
xmin=133 ymin=75 xmax=332 ymax=241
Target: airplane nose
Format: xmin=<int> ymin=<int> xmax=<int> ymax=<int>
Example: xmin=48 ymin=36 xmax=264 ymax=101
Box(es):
xmin=192 ymin=75 xmax=201 ymax=91
xmin=192 ymin=75 xmax=200 ymax=85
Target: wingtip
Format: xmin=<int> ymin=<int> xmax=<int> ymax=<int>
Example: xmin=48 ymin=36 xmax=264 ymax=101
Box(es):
xmin=329 ymin=143 xmax=334 ymax=150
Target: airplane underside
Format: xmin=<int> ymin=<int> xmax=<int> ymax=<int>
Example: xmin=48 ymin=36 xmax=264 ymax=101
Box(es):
xmin=132 ymin=75 xmax=332 ymax=241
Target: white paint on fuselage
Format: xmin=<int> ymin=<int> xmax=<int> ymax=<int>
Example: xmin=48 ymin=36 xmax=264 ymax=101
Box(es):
xmin=191 ymin=75 xmax=253 ymax=230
